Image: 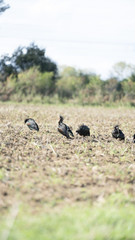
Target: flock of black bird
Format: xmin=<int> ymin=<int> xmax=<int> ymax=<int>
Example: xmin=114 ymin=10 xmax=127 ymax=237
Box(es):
xmin=24 ymin=116 xmax=135 ymax=142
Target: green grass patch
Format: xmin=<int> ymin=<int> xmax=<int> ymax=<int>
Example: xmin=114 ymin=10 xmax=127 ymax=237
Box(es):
xmin=0 ymin=194 xmax=135 ymax=240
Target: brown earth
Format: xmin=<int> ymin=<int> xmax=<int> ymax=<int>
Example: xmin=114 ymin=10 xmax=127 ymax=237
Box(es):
xmin=0 ymin=104 xmax=135 ymax=212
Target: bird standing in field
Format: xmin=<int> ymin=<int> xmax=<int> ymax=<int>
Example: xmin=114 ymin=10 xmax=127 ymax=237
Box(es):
xmin=24 ymin=118 xmax=39 ymax=131
xmin=112 ymin=125 xmax=125 ymax=140
xmin=58 ymin=116 xmax=74 ymax=139
xmin=76 ymin=124 xmax=90 ymax=137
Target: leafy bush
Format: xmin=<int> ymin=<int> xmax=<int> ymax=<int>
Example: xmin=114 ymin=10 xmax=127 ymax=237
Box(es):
xmin=6 ymin=67 xmax=55 ymax=102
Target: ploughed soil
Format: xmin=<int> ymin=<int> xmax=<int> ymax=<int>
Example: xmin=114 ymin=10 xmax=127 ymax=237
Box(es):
xmin=0 ymin=104 xmax=135 ymax=212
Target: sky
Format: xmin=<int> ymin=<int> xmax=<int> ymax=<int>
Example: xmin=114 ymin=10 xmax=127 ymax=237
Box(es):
xmin=0 ymin=0 xmax=135 ymax=79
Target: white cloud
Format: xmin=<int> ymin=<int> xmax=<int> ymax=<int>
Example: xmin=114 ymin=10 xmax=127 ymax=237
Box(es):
xmin=31 ymin=0 xmax=70 ymax=16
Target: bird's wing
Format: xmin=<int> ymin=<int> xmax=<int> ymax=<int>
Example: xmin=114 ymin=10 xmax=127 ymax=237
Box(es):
xmin=58 ymin=125 xmax=69 ymax=138
xmin=28 ymin=119 xmax=39 ymax=131
xmin=67 ymin=126 xmax=74 ymax=137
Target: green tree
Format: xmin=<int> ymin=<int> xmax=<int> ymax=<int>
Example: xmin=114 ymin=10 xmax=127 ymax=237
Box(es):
xmin=79 ymin=74 xmax=102 ymax=104
xmin=59 ymin=66 xmax=78 ymax=78
xmin=121 ymin=74 xmax=135 ymax=100
xmin=102 ymin=78 xmax=124 ymax=102
xmin=57 ymin=66 xmax=81 ymax=99
xmin=6 ymin=67 xmax=55 ymax=101
xmin=57 ymin=75 xmax=79 ymax=99
xmin=0 ymin=43 xmax=57 ymax=81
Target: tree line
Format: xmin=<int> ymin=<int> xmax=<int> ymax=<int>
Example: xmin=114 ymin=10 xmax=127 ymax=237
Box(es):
xmin=0 ymin=43 xmax=135 ymax=106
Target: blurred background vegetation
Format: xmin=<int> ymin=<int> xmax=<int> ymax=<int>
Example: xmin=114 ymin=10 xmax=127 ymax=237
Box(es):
xmin=0 ymin=42 xmax=135 ymax=106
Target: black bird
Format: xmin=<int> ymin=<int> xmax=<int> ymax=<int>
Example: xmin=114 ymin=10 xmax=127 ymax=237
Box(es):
xmin=76 ymin=124 xmax=90 ymax=137
xmin=112 ymin=125 xmax=125 ymax=140
xmin=133 ymin=134 xmax=135 ymax=143
xmin=24 ymin=118 xmax=39 ymax=131
xmin=58 ymin=116 xmax=74 ymax=138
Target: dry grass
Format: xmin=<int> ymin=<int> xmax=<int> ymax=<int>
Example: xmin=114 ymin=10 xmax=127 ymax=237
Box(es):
xmin=0 ymin=103 xmax=135 ymax=212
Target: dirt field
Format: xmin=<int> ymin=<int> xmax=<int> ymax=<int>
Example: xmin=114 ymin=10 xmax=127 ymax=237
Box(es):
xmin=0 ymin=103 xmax=135 ymax=212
